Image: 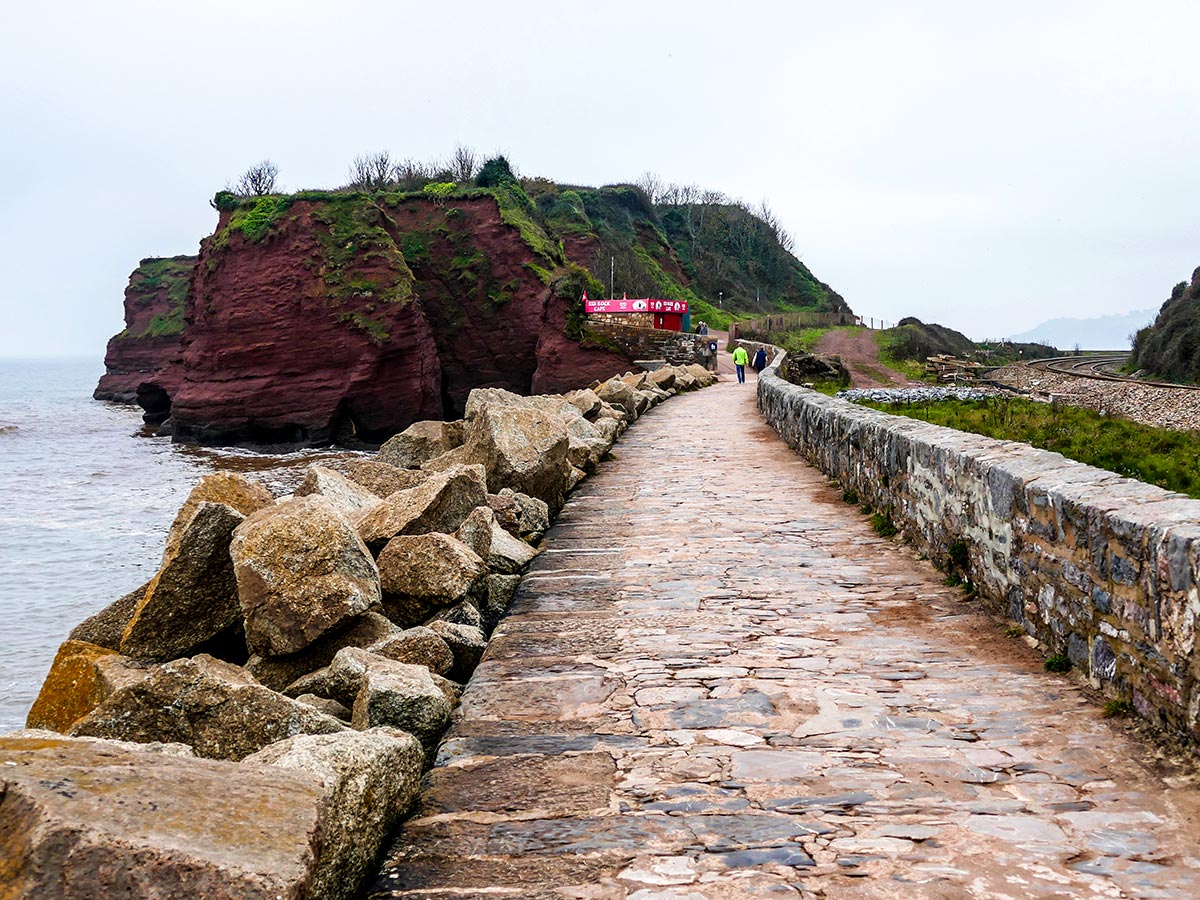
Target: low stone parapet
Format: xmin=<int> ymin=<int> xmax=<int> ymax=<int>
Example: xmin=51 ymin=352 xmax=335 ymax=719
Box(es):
xmin=758 ymin=351 xmax=1200 ymax=745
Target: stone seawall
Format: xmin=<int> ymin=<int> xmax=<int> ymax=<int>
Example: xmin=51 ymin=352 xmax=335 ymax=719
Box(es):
xmin=758 ymin=352 xmax=1200 ymax=744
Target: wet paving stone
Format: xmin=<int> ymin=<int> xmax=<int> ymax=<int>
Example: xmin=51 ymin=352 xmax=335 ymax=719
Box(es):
xmin=367 ymin=379 xmax=1200 ymax=899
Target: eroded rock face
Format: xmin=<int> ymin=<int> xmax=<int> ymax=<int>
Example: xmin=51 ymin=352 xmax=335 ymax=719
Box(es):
xmin=93 ymin=255 xmax=193 ymax=405
xmin=378 ymin=420 xmax=465 ymax=469
xmin=232 ymin=496 xmax=381 ymax=657
xmin=158 ymin=195 xmax=632 ymax=448
xmin=70 ymin=654 xmax=345 ymax=760
xmin=355 ymin=464 xmax=488 ymax=551
xmin=377 ymin=533 xmax=487 ymax=628
xmin=0 ymin=732 xmax=330 ymax=900
xmin=246 ymin=728 xmax=425 ymax=900
xmin=120 ymin=501 xmax=245 ymax=662
xmin=294 ymin=466 xmax=382 ymax=517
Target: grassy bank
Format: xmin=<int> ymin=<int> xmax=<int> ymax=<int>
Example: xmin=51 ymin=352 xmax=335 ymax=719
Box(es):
xmin=858 ymin=397 xmax=1200 ymax=499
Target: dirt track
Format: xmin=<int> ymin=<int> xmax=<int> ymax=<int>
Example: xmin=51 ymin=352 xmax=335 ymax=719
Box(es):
xmin=815 ymin=328 xmax=916 ymax=388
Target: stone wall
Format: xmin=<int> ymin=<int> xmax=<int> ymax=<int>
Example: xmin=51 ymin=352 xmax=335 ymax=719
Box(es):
xmin=758 ymin=352 xmax=1200 ymax=744
xmin=585 ymin=321 xmax=706 ymax=366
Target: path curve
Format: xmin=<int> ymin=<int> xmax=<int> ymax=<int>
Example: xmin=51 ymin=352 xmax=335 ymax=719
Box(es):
xmin=368 ymin=380 xmax=1200 ymax=899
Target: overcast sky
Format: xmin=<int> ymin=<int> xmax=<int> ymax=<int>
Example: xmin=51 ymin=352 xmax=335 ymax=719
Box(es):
xmin=3 ymin=0 xmax=1198 ymax=357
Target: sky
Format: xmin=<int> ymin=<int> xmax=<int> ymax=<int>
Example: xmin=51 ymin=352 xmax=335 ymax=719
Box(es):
xmin=3 ymin=0 xmax=1199 ymax=357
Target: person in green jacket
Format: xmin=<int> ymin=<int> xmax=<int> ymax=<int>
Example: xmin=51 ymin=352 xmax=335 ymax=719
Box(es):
xmin=732 ymin=345 xmax=749 ymax=383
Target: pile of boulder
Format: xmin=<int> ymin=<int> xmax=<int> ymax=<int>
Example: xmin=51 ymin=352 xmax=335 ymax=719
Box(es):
xmin=1 ymin=365 xmax=715 ymax=900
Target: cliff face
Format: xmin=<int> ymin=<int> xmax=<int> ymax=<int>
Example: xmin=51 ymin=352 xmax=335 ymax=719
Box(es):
xmin=94 ymin=256 xmax=193 ymax=403
xmin=1131 ymin=266 xmax=1200 ymax=383
xmin=136 ymin=191 xmax=628 ymax=447
xmin=99 ymin=174 xmax=847 ymax=448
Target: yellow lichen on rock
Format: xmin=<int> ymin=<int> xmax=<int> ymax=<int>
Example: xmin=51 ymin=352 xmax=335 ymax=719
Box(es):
xmin=25 ymin=640 xmax=119 ymax=733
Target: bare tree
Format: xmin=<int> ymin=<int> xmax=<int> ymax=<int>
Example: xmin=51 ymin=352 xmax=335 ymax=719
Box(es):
xmin=448 ymin=145 xmax=480 ymax=183
xmin=756 ymin=200 xmax=795 ymax=254
xmin=348 ymin=151 xmax=397 ymax=191
xmin=635 ymin=171 xmax=664 ymax=205
xmin=394 ymin=158 xmax=431 ymax=190
xmin=235 ymin=160 xmax=279 ymax=196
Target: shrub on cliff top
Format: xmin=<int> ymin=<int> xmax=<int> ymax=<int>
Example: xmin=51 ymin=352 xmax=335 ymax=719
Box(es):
xmin=236 ymin=196 xmax=292 ymax=243
xmin=475 ymin=156 xmax=517 ymax=188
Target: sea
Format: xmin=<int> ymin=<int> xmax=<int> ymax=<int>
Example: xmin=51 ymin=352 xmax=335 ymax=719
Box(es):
xmin=0 ymin=357 xmax=360 ymax=733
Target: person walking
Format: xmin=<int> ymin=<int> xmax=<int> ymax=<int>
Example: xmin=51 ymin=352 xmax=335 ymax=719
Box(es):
xmin=752 ymin=347 xmax=767 ymax=375
xmin=732 ymin=344 xmax=749 ymax=383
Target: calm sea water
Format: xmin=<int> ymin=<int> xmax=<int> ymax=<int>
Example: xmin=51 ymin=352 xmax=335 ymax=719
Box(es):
xmin=0 ymin=358 xmax=359 ymax=733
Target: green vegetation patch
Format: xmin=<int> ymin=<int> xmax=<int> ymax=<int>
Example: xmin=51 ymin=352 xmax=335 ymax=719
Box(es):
xmin=870 ymin=510 xmax=898 ymax=537
xmin=304 ymin=196 xmax=416 ymax=344
xmin=873 ymin=329 xmax=932 ymax=381
xmin=126 ymin=256 xmax=194 ymax=339
xmin=858 ymin=396 xmax=1200 ymax=499
xmin=1044 ymin=653 xmax=1071 ymax=673
xmin=1131 ymin=267 xmax=1200 ymax=383
xmin=491 ymin=181 xmax=563 ymax=266
xmin=1102 ymin=698 xmax=1133 ymax=718
xmin=555 ymin=263 xmax=607 ymax=340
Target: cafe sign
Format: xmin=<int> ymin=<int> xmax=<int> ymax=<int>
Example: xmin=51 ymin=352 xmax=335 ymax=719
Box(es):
xmin=583 ymin=292 xmax=688 ymax=315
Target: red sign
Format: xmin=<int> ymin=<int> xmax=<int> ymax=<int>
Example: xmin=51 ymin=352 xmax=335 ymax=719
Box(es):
xmin=584 ymin=297 xmax=688 ymax=315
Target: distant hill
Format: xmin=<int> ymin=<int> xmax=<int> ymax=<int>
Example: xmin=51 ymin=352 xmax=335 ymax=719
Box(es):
xmin=530 ymin=182 xmax=849 ymax=328
xmin=1008 ymin=309 xmax=1155 ymax=350
xmin=1131 ymin=267 xmax=1200 ymax=382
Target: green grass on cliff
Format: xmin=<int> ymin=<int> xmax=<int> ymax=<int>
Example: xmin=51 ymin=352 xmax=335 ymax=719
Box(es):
xmin=121 ymin=256 xmax=193 ymax=339
xmin=859 ymin=396 xmax=1200 ymax=499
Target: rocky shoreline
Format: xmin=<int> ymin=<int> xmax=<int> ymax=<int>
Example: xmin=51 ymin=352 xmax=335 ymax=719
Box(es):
xmin=1 ymin=364 xmax=715 ymax=900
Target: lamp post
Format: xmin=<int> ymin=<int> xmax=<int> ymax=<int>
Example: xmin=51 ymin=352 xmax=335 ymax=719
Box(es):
xmin=719 ymin=291 xmax=723 ymax=308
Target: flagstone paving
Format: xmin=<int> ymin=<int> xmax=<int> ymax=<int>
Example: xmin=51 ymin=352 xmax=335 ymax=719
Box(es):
xmin=368 ymin=376 xmax=1200 ymax=899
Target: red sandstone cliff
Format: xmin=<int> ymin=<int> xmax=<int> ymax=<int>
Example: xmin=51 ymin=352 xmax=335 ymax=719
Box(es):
xmin=94 ymin=256 xmax=192 ymax=404
xmin=126 ymin=192 xmax=630 ymax=447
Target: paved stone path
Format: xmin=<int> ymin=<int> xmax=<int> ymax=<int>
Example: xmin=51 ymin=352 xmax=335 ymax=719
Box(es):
xmin=369 ymin=378 xmax=1200 ymax=899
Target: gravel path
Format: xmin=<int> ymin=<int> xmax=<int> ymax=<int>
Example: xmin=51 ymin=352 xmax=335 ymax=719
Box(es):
xmin=367 ymin=377 xmax=1200 ymax=899
xmin=990 ymin=363 xmax=1200 ymax=430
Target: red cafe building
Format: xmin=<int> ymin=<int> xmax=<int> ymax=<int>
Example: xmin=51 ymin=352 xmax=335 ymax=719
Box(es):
xmin=583 ymin=292 xmax=689 ymax=332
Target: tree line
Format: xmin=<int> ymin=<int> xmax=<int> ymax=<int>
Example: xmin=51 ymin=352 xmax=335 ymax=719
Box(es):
xmin=226 ymin=146 xmax=501 ymax=198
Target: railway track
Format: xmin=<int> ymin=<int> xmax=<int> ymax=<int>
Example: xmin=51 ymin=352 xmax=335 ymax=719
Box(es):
xmin=1025 ymin=353 xmax=1200 ymax=391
